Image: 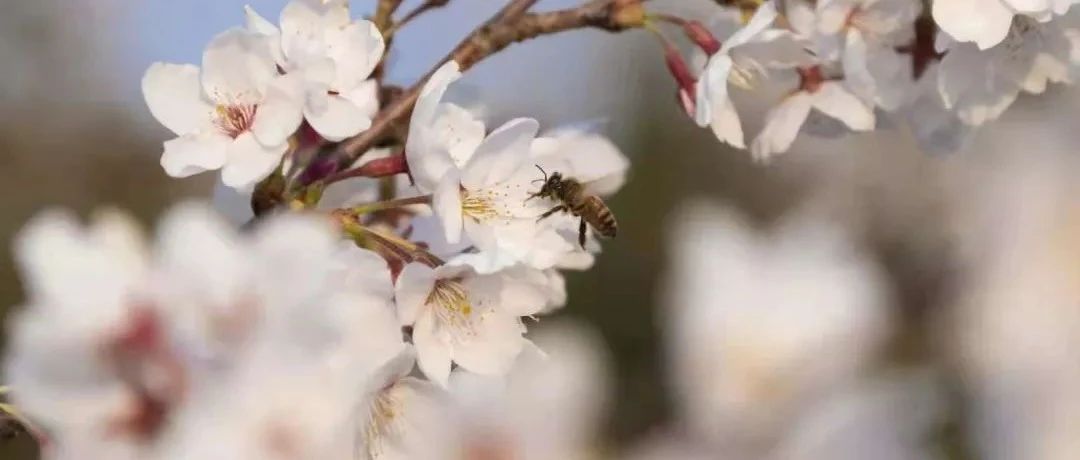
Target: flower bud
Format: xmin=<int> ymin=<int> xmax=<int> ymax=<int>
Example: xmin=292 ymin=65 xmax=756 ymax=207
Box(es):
xmin=683 ymin=20 xmax=721 ymax=55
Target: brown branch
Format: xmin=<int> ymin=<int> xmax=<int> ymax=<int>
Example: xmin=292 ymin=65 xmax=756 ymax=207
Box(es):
xmin=335 ymin=0 xmax=642 ymax=167
xmin=252 ymin=0 xmax=645 ymax=216
xmin=374 ymin=0 xmax=406 ymax=32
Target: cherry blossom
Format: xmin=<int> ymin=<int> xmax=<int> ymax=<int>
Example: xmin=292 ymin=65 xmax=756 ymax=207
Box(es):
xmin=662 ymin=201 xmax=891 ymax=444
xmin=936 ymin=17 xmax=1080 ymax=126
xmin=751 ymin=73 xmax=876 ymax=161
xmin=142 ymin=29 xmax=304 ymax=189
xmin=932 ymin=0 xmax=1079 ymax=49
xmin=694 ymin=0 xmax=783 ymax=148
xmin=814 ymin=0 xmax=923 ymax=110
xmin=406 ymin=61 xmax=555 ymax=257
xmin=393 ymin=261 xmax=549 ymax=386
xmin=4 ymin=205 xmax=404 ymax=459
xmin=246 ymin=0 xmax=385 ymax=141
xmin=360 ymin=323 xmax=610 ymax=460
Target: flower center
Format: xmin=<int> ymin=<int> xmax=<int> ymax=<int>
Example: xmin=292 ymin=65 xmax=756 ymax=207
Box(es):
xmin=461 ymin=189 xmax=502 ymax=223
xmin=426 ymin=279 xmax=476 ymax=338
xmin=213 ymin=104 xmax=257 ymax=139
xmin=364 ymin=387 xmax=403 ymax=459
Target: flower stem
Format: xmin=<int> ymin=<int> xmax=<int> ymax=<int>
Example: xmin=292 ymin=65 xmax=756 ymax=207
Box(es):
xmin=350 ymin=194 xmax=433 ymax=215
xmin=336 ymin=211 xmax=445 ymax=267
xmin=323 ymin=153 xmax=409 ymax=185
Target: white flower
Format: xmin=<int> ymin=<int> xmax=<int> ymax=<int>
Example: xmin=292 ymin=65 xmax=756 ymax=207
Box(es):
xmin=442 ymin=323 xmax=610 ymax=460
xmin=936 ymin=17 xmax=1080 ymax=126
xmin=751 ymin=77 xmax=876 ymax=161
xmin=405 ymin=61 xmax=487 ymax=192
xmin=815 ymin=0 xmax=922 ymax=110
xmin=932 ymin=0 xmax=1079 ymax=49
xmin=143 ymin=29 xmax=304 ymax=189
xmin=371 ymin=322 xmax=610 ymax=460
xmin=952 ymin=155 xmax=1080 ymax=460
xmin=247 ymin=0 xmax=385 ymax=141
xmin=694 ymin=1 xmax=783 ymax=148
xmin=446 ymin=125 xmax=630 ymax=274
xmin=357 ymin=348 xmax=446 ymax=460
xmin=406 ymin=62 xmax=545 ymax=253
xmin=393 ymin=261 xmax=548 ymax=386
xmin=5 ymin=209 xmax=151 ymax=459
xmin=4 ymin=204 xmax=404 ymax=458
xmin=775 ymin=374 xmax=945 ymax=460
xmin=662 ymin=201 xmax=890 ymax=444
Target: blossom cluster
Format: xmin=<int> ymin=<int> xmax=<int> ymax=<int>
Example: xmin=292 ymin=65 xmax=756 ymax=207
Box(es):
xmin=5 ymin=0 xmax=1080 ymax=458
xmin=675 ymin=0 xmax=1080 ymax=159
xmin=7 ymin=0 xmax=629 ymax=458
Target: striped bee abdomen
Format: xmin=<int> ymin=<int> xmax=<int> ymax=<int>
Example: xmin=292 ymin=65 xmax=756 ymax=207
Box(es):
xmin=582 ymin=196 xmax=617 ymax=237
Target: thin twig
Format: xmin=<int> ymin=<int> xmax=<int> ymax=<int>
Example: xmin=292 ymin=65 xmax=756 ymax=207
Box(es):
xmin=336 ymin=0 xmax=640 ymax=166
xmin=386 ymin=0 xmax=452 ymax=36
xmin=374 ymin=0 xmax=406 ymax=32
xmin=348 ymin=194 xmax=433 ymax=215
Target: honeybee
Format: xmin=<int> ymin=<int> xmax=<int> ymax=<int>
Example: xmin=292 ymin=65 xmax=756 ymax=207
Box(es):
xmin=527 ymin=165 xmax=618 ymax=248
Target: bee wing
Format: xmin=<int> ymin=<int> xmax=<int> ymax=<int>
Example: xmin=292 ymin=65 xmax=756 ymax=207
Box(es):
xmin=582 ymin=177 xmax=623 ymax=197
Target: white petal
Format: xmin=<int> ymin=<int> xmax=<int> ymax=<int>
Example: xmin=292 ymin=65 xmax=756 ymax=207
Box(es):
xmin=250 ymin=76 xmax=304 ymax=146
xmin=460 ymin=118 xmax=539 ymax=190
xmin=280 ymin=0 xmax=350 ymax=62
xmin=395 ymin=263 xmax=437 ymax=326
xmin=305 ymin=94 xmax=372 ymax=141
xmin=341 ymin=79 xmax=380 ymax=120
xmin=936 ymin=41 xmax=1023 ymax=125
xmin=497 ymin=267 xmax=552 ymax=317
xmin=156 ymin=203 xmax=245 ymax=309
xmin=244 ymin=5 xmax=279 ymax=35
xmin=325 ymin=20 xmax=385 ymax=91
xmin=201 ymin=28 xmax=277 ymax=103
xmin=710 ymin=97 xmax=745 ymax=148
xmin=220 ymin=133 xmax=285 ymax=189
xmin=160 ymin=132 xmax=230 ymax=178
xmin=452 ymin=316 xmax=525 ymax=376
xmin=434 ymin=170 xmax=464 ymax=245
xmin=142 ymin=62 xmax=212 ymax=135
xmin=1001 ymin=0 xmax=1051 ymax=14
xmin=695 ymin=54 xmax=733 ymax=130
xmin=816 ymin=0 xmax=854 ymax=34
xmin=841 ymin=30 xmax=875 ymax=103
xmin=932 ymin=0 xmax=1014 ymax=50
xmin=413 ymin=312 xmax=453 ymax=387
xmin=408 ymin=61 xmax=462 ymax=145
xmin=751 ymin=93 xmax=813 ymax=161
xmin=433 ymin=103 xmax=486 ymax=167
xmin=723 ymin=0 xmax=778 ymax=51
xmin=811 ymin=82 xmax=875 ymax=131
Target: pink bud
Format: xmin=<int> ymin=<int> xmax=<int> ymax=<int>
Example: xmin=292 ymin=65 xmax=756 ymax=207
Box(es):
xmin=684 ymin=21 xmax=721 ymax=55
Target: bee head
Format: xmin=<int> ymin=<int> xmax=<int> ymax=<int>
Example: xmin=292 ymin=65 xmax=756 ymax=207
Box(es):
xmin=529 ymin=165 xmax=562 ymax=200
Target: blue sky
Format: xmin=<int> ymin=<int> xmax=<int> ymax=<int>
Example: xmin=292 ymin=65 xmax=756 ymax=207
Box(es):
xmin=122 ymin=0 xmax=641 ymax=131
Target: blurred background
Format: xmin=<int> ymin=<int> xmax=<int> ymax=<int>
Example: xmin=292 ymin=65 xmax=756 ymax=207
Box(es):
xmin=3 ymin=0 xmax=1080 ymax=459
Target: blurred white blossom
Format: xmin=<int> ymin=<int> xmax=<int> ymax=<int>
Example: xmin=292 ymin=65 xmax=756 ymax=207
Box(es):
xmin=5 ymin=204 xmax=404 ymax=459
xmin=662 ymin=200 xmax=891 ymax=446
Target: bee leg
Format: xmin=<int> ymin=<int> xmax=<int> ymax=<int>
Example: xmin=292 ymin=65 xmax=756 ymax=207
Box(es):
xmin=578 ymin=217 xmax=587 ymax=249
xmin=537 ymin=205 xmax=566 ymax=222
